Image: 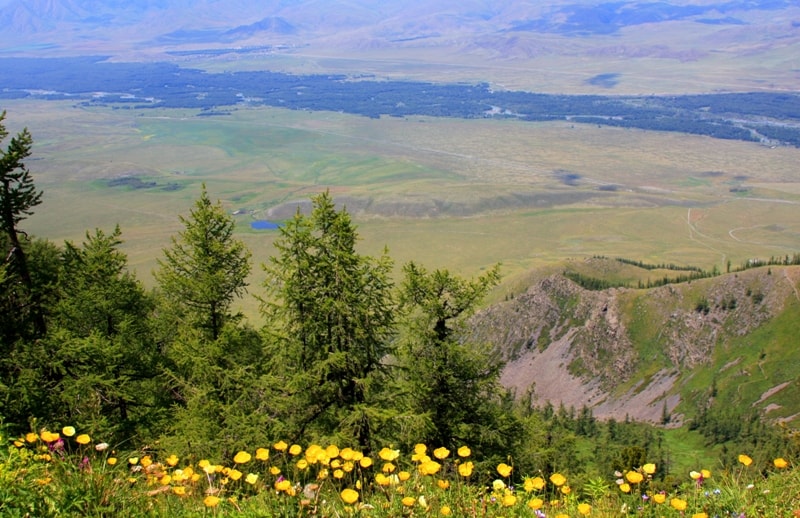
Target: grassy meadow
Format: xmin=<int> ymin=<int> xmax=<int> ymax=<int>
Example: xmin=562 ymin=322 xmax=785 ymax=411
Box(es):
xmin=6 ymin=98 xmax=800 ymax=318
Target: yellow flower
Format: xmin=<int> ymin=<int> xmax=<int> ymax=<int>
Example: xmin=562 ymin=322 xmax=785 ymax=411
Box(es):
xmin=375 ymin=473 xmax=390 ymax=486
xmin=141 ymin=456 xmax=153 ymax=468
xmin=166 ymin=454 xmax=179 ymax=467
xmin=502 ymin=494 xmax=517 ymax=507
xmin=689 ymin=470 xmax=701 ymax=480
xmin=433 ymin=447 xmax=450 ymax=459
xmin=492 ymin=479 xmax=506 ymax=491
xmin=340 ymin=447 xmax=355 ymax=460
xmin=619 ymin=483 xmax=631 ymax=493
xmin=273 ymin=440 xmax=288 ymax=451
xmin=738 ymin=454 xmax=753 ymax=466
xmin=414 ymin=443 xmax=427 ymax=455
xmin=561 ymin=485 xmax=571 ymax=495
xmin=419 ymin=460 xmax=441 ymax=476
xmin=255 ymin=447 xmax=269 ymax=461
xmin=642 ymin=463 xmax=656 ymax=475
xmin=233 ymin=451 xmax=251 ymax=464
xmin=549 ymin=473 xmax=567 ymax=487
xmin=62 ymin=426 xmax=76 ymax=437
xmin=203 ymin=463 xmax=217 ymax=475
xmin=701 ymin=469 xmax=711 ymax=479
xmin=160 ymin=474 xmax=172 ymax=485
xmin=228 ymin=469 xmax=242 ymax=481
xmin=555 ymin=514 xmax=570 ymax=518
xmin=774 ymin=457 xmax=788 ymax=469
xmin=379 ymin=447 xmax=400 ymax=461
xmin=333 ymin=469 xmax=344 ymax=479
xmin=40 ymin=431 xmax=59 ymax=443
xmin=107 ymin=457 xmax=118 ymax=466
xmin=670 ymin=498 xmax=688 ymax=511
xmin=578 ymin=502 xmax=592 ymax=515
xmin=325 ymin=444 xmax=340 ymax=459
xmin=382 ymin=462 xmax=396 ymax=473
xmin=527 ymin=497 xmax=544 ymax=510
xmin=340 ymin=488 xmax=359 ymax=505
xmin=269 ymin=466 xmax=281 ymax=475
xmin=398 ymin=470 xmax=411 ymax=481
xmin=652 ymin=493 xmax=666 ymax=504
xmin=245 ymin=473 xmax=258 ymax=485
xmin=524 ymin=476 xmax=545 ymax=492
xmin=76 ymin=434 xmax=91 ymax=445
xmin=437 ymin=479 xmax=450 ymax=489
xmin=458 ymin=461 xmax=474 ymax=477
xmin=343 ymin=461 xmax=355 ymax=473
xmin=289 ymin=444 xmax=302 ymax=456
xmin=172 ymin=486 xmax=187 ymax=496
xmin=497 ymin=463 xmax=512 ymax=477
xmin=25 ymin=432 xmax=38 ymax=443
xmin=360 ymin=456 xmax=373 ymax=468
xmin=626 ymin=471 xmax=644 ymax=484
xmin=275 ymin=479 xmax=291 ymax=492
xmin=203 ymin=495 xmax=220 ymax=507
xmin=305 ymin=444 xmax=322 ymax=462
xmin=692 ymin=513 xmax=708 ymax=518
xmin=402 ymin=496 xmax=416 ymax=507
xmin=440 ymin=505 xmax=452 ymax=516
xmin=457 ymin=445 xmax=471 ymax=457
xmin=129 ymin=457 xmax=139 ymax=465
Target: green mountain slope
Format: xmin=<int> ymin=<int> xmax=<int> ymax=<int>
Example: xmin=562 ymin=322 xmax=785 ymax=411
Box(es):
xmin=470 ymin=259 xmax=800 ymax=427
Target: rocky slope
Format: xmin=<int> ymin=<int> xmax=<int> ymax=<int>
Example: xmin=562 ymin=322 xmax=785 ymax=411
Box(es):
xmin=468 ymin=260 xmax=800 ymax=425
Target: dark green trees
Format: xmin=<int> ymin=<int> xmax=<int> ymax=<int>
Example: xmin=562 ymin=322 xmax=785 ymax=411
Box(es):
xmin=262 ymin=191 xmax=395 ymax=446
xmin=155 ymin=184 xmax=251 ymax=341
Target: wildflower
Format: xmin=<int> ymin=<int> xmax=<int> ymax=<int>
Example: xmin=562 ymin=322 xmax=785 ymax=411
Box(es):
xmin=62 ymin=426 xmax=76 ymax=437
xmin=233 ymin=451 xmax=251 ymax=464
xmin=493 ymin=479 xmax=506 ymax=491
xmin=626 ymin=471 xmax=644 ymax=484
xmin=418 ymin=495 xmax=429 ymax=508
xmin=555 ymin=514 xmax=570 ymax=518
xmin=274 ymin=440 xmax=288 ymax=451
xmin=578 ymin=502 xmax=592 ymax=515
xmin=375 ymin=473 xmax=390 ymax=486
xmin=519 ymin=477 xmax=538 ymax=493
xmin=398 ymin=470 xmax=411 ymax=481
xmin=701 ymin=469 xmax=712 ymax=479
xmin=457 ymin=445 xmax=471 ymax=457
xmin=40 ymin=430 xmax=60 ymax=443
xmin=437 ymin=479 xmax=450 ymax=490
xmin=379 ymin=447 xmax=400 ymax=461
xmin=166 ymin=454 xmax=179 ymax=467
xmin=528 ymin=497 xmax=544 ymax=510
xmin=141 ymin=456 xmax=153 ymax=468
xmin=619 ymin=483 xmax=631 ymax=493
xmin=228 ymin=469 xmax=242 ymax=481
xmin=297 ymin=459 xmax=309 ymax=470
xmin=502 ymin=494 xmax=517 ymax=507
xmin=497 ymin=462 xmax=513 ymax=477
xmin=343 ymin=461 xmax=355 ymax=472
xmin=652 ymin=493 xmax=666 ymax=504
xmin=690 ymin=470 xmax=702 ymax=480
xmin=25 ymin=432 xmax=38 ymax=443
xmin=325 ymin=444 xmax=340 ymax=458
xmin=172 ymin=486 xmax=186 ymax=496
xmin=360 ymin=456 xmax=373 ymax=468
xmin=270 ymin=466 xmax=281 ymax=475
xmin=670 ymin=497 xmax=688 ymax=511
xmin=76 ymin=434 xmax=91 ymax=445
xmin=289 ymin=444 xmax=302 ymax=456
xmin=340 ymin=488 xmax=359 ymax=505
xmin=433 ymin=447 xmax=450 ymax=459
xmin=549 ymin=473 xmax=567 ymax=487
xmin=382 ymin=462 xmax=396 ymax=473
xmin=692 ymin=513 xmax=708 ymax=518
xmin=419 ymin=460 xmax=441 ymax=475
xmin=129 ymin=457 xmax=139 ymax=465
xmin=402 ymin=496 xmax=416 ymax=507
xmin=774 ymin=458 xmax=788 ymax=469
xmin=275 ymin=479 xmax=292 ymax=492
xmin=333 ymin=469 xmax=345 ymax=479
xmin=458 ymin=461 xmax=474 ymax=477
xmin=107 ymin=457 xmax=118 ymax=466
xmin=642 ymin=463 xmax=656 ymax=474
xmin=738 ymin=454 xmax=753 ymax=466
xmin=160 ymin=474 xmax=172 ymax=485
xmin=203 ymin=495 xmax=220 ymax=507
xmin=305 ymin=444 xmax=322 ymax=462
xmin=440 ymin=505 xmax=452 ymax=515
xmin=561 ymin=485 xmax=571 ymax=495
xmin=203 ymin=463 xmax=217 ymax=475
xmin=414 ymin=443 xmax=427 ymax=454
xmin=95 ymin=442 xmax=109 ymax=452
xmin=245 ymin=473 xmax=258 ymax=485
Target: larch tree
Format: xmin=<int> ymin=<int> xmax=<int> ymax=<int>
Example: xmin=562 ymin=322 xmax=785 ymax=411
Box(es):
xmin=155 ymin=184 xmax=251 ymax=342
xmin=261 ymin=191 xmax=396 ymax=447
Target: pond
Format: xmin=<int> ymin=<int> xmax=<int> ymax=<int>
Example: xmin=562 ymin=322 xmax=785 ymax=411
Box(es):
xmin=250 ymin=220 xmax=281 ymax=230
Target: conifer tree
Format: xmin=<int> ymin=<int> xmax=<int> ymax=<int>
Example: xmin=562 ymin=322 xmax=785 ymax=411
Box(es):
xmin=262 ymin=191 xmax=395 ymax=446
xmin=155 ymin=184 xmax=251 ymax=341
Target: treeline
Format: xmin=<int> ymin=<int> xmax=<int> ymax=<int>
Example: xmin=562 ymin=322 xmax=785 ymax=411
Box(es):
xmin=2 ymin=57 xmax=800 ymax=146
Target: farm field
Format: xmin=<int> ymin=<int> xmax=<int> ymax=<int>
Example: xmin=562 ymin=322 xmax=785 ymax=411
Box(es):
xmin=7 ymin=98 xmax=800 ymax=319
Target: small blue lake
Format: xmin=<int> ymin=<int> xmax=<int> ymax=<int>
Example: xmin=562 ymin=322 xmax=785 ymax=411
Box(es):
xmin=250 ymin=220 xmax=281 ymax=230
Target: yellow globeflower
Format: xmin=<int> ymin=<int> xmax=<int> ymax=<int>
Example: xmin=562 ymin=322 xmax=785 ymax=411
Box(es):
xmin=296 ymin=459 xmax=309 ymax=470
xmin=626 ymin=471 xmax=644 ymax=484
xmin=203 ymin=495 xmax=220 ymax=507
xmin=256 ymin=448 xmax=269 ymax=461
xmin=549 ymin=473 xmax=567 ymax=487
xmin=340 ymin=488 xmax=359 ymax=505
xmin=40 ymin=431 xmax=60 ymax=443
xmin=325 ymin=444 xmax=340 ymax=459
xmin=497 ymin=463 xmax=512 ymax=478
xmin=458 ymin=461 xmax=474 ymax=477
xmin=289 ymin=444 xmax=302 ymax=456
xmin=273 ymin=440 xmax=288 ymax=451
xmin=166 ymin=454 xmax=179 ymax=467
xmin=160 ymin=474 xmax=172 ymax=485
xmin=76 ymin=434 xmax=91 ymax=445
xmin=26 ymin=432 xmax=38 ymax=443
xmin=689 ymin=470 xmax=702 ymax=480
xmin=738 ymin=454 xmax=753 ymax=466
xmin=398 ymin=470 xmax=411 ymax=481
xmin=128 ymin=457 xmax=139 ymax=465
xmin=774 ymin=458 xmax=789 ymax=469
xmin=62 ymin=426 xmax=76 ymax=437
xmin=233 ymin=451 xmax=251 ymax=464
xmin=524 ymin=476 xmax=545 ymax=492
xmin=305 ymin=444 xmax=322 ymax=462
xmin=379 ymin=447 xmax=400 ymax=461
xmin=172 ymin=486 xmax=186 ymax=496
xmin=245 ymin=473 xmax=258 ymax=485
xmin=561 ymin=485 xmax=571 ymax=495
xmin=340 ymin=447 xmax=355 ymax=460
xmin=578 ymin=502 xmax=592 ymax=515
xmin=440 ymin=505 xmax=452 ymax=516
xmin=107 ymin=457 xmax=118 ymax=466
xmin=701 ymin=469 xmax=712 ymax=479
xmin=269 ymin=466 xmax=281 ymax=475
xmin=692 ymin=513 xmax=708 ymax=518
xmin=670 ymin=498 xmax=688 ymax=511
xmin=527 ymin=498 xmax=544 ymax=510
xmin=642 ymin=463 xmax=656 ymax=475
xmin=457 ymin=445 xmax=471 ymax=457
xmin=229 ymin=469 xmax=242 ymax=481
xmin=652 ymin=493 xmax=666 ymax=504
xmin=555 ymin=514 xmax=570 ymax=518
xmin=433 ymin=447 xmax=450 ymax=459
xmin=275 ymin=479 xmax=291 ymax=492
xmin=414 ymin=443 xmax=427 ymax=455
xmin=420 ymin=460 xmax=441 ymax=476
xmin=437 ymin=479 xmax=450 ymax=490
xmin=402 ymin=496 xmax=416 ymax=507
xmin=360 ymin=456 xmax=373 ymax=468
xmin=619 ymin=483 xmax=631 ymax=493
xmin=382 ymin=462 xmax=396 ymax=473
xmin=141 ymin=456 xmax=153 ymax=468
xmin=502 ymin=494 xmax=517 ymax=507
xmin=492 ymin=479 xmax=506 ymax=491
xmin=333 ymin=469 xmax=345 ymax=479
xmin=375 ymin=473 xmax=390 ymax=486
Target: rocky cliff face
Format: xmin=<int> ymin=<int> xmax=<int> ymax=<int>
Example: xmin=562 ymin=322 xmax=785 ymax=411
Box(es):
xmin=468 ymin=263 xmax=800 ymax=424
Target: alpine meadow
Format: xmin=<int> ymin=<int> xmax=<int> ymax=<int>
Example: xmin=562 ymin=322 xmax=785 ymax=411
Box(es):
xmin=1 ymin=1 xmax=800 ymax=516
